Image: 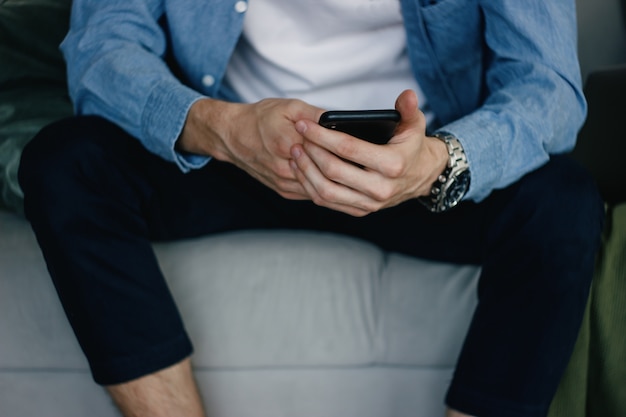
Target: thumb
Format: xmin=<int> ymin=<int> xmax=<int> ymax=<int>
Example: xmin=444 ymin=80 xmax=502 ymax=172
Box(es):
xmin=395 ymin=90 xmax=420 ymax=123
xmin=394 ymin=89 xmax=422 ymax=127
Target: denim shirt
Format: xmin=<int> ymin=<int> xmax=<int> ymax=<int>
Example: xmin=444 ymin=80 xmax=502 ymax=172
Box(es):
xmin=61 ymin=0 xmax=585 ymax=202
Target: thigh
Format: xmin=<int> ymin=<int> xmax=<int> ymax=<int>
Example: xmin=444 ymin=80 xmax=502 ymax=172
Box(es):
xmin=316 ymin=154 xmax=604 ymax=268
xmin=315 ymin=198 xmax=486 ymax=265
xmin=19 ymin=115 xmax=318 ymax=242
xmin=18 ymin=115 xmax=324 ymax=384
xmin=145 ymin=148 xmax=322 ymax=242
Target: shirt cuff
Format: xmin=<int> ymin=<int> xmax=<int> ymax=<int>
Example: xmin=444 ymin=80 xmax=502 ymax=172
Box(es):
xmin=141 ymin=79 xmax=211 ymax=173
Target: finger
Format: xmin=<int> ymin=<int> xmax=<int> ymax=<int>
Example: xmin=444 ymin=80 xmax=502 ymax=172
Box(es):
xmin=250 ymin=169 xmax=310 ymax=200
xmin=290 ymin=144 xmax=379 ymax=216
xmin=284 ymin=100 xmax=326 ymax=125
xmin=295 ymin=119 xmax=386 ymax=171
xmin=237 ymin=157 xmax=310 ymax=200
xmin=290 ymin=162 xmax=371 ymax=217
xmin=394 ymin=89 xmax=420 ymax=124
xmin=303 ymin=141 xmax=404 ymax=203
xmin=301 ymin=140 xmax=374 ymax=191
xmin=392 ymin=89 xmax=426 ymax=138
xmin=274 ymin=180 xmax=311 ymax=200
xmin=261 ymin=100 xmax=326 ymax=159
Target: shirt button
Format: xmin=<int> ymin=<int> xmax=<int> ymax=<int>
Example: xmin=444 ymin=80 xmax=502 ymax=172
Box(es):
xmin=201 ymin=74 xmax=215 ymax=87
xmin=234 ymin=1 xmax=248 ymax=13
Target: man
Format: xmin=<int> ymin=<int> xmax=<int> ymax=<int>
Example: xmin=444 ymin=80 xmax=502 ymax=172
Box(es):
xmin=18 ymin=0 xmax=604 ymax=416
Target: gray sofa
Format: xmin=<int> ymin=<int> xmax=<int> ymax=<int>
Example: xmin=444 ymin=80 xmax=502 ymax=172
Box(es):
xmin=1 ymin=0 xmax=625 ymax=416
xmin=0 ymin=210 xmax=480 ymax=417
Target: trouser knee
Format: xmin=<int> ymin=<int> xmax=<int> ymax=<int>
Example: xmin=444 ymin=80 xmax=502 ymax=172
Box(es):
xmin=488 ymin=155 xmax=605 ymax=292
xmin=19 ymin=116 xmax=136 ymax=232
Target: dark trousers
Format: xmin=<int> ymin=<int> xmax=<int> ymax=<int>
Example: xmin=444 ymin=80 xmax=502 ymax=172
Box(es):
xmin=18 ymin=116 xmax=605 ymax=417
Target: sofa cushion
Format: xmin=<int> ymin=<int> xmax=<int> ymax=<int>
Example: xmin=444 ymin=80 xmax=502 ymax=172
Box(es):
xmin=156 ymin=230 xmax=480 ymax=368
xmin=0 ymin=210 xmax=480 ymax=370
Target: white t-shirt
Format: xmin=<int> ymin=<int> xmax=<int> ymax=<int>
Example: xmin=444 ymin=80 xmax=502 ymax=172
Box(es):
xmin=224 ymin=0 xmax=433 ymax=121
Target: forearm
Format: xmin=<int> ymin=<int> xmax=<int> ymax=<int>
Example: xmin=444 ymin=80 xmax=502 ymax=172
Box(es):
xmin=449 ymin=0 xmax=585 ymax=202
xmin=62 ymin=0 xmax=209 ymax=172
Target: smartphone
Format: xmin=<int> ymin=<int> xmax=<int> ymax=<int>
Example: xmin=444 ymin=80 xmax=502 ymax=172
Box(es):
xmin=319 ymin=109 xmax=400 ymax=145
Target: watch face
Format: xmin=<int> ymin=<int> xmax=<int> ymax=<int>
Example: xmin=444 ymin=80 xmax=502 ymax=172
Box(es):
xmin=443 ymin=169 xmax=471 ymax=209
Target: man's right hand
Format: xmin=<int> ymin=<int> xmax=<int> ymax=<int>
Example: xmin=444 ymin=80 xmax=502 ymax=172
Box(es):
xmin=177 ymin=98 xmax=325 ymax=200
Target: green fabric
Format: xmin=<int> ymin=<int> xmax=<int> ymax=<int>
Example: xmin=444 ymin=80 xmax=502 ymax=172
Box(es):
xmin=548 ymin=296 xmax=591 ymax=417
xmin=549 ymin=203 xmax=626 ymax=417
xmin=0 ymin=0 xmax=73 ymax=213
xmin=587 ymin=203 xmax=626 ymax=416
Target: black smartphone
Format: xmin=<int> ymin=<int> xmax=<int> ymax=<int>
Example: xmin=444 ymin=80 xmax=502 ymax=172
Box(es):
xmin=319 ymin=109 xmax=400 ymax=145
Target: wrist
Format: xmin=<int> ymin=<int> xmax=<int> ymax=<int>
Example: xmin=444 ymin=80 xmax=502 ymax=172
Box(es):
xmin=419 ymin=132 xmax=471 ymax=212
xmin=423 ymin=135 xmax=450 ymax=194
xmin=177 ymin=98 xmax=239 ymax=161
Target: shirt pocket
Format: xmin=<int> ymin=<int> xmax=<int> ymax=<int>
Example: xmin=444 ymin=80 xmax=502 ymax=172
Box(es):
xmin=419 ymin=0 xmax=483 ymax=74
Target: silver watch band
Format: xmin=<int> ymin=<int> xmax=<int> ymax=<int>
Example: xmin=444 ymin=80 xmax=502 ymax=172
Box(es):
xmin=419 ymin=132 xmax=470 ymax=212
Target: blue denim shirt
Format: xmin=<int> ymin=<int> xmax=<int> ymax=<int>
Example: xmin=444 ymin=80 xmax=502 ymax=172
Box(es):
xmin=61 ymin=0 xmax=585 ymax=202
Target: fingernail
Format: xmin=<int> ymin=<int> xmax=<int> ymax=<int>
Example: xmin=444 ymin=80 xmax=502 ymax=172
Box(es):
xmin=295 ymin=120 xmax=307 ymax=134
xmin=291 ymin=146 xmax=302 ymax=159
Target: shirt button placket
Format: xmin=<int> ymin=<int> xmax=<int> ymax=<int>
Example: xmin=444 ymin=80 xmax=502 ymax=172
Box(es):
xmin=201 ymin=2 xmax=246 ymax=92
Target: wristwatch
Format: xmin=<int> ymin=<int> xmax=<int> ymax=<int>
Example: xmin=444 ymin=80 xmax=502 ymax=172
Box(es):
xmin=419 ymin=132 xmax=471 ymax=213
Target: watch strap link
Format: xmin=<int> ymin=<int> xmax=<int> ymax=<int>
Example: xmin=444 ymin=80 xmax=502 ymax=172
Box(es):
xmin=419 ymin=132 xmax=470 ymax=213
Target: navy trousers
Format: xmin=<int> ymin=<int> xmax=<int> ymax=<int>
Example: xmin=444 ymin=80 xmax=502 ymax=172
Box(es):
xmin=18 ymin=116 xmax=605 ymax=417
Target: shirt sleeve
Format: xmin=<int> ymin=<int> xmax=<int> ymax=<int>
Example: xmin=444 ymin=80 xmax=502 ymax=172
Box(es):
xmin=61 ymin=0 xmax=210 ymax=172
xmin=437 ymin=0 xmax=586 ymax=202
